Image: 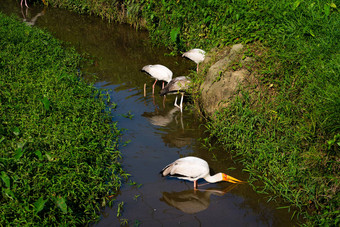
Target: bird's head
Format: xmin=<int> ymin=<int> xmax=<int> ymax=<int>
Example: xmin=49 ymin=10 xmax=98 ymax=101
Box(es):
xmin=141 ymin=65 xmax=151 ymax=73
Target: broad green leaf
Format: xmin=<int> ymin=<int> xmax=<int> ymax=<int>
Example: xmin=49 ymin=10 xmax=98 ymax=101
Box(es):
xmin=39 ymin=96 xmax=50 ymax=111
xmin=56 ymin=196 xmax=68 ymax=214
xmin=35 ymin=150 xmax=43 ymax=160
xmin=34 ymin=197 xmax=48 ymax=214
xmin=14 ymin=147 xmax=24 ymax=160
xmin=324 ymin=4 xmax=330 ymax=16
xmin=170 ymin=27 xmax=180 ymax=43
xmin=1 ymin=171 xmax=10 ymax=188
xmin=293 ymin=0 xmax=301 ymax=10
xmin=3 ymin=188 xmax=15 ymax=199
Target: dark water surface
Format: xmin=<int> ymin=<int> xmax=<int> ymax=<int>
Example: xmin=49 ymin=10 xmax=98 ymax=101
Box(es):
xmin=1 ymin=1 xmax=299 ymax=226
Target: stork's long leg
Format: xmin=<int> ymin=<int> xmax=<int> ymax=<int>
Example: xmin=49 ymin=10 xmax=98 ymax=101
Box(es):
xmin=152 ymin=79 xmax=158 ymax=95
xmin=179 ymin=93 xmax=184 ymax=112
xmin=21 ymin=0 xmax=28 ymax=7
xmin=194 ymin=180 xmax=198 ymax=190
xmin=174 ymin=93 xmax=185 ymax=112
xmin=174 ymin=96 xmax=179 ymax=108
xmin=163 ymin=95 xmax=166 ymax=108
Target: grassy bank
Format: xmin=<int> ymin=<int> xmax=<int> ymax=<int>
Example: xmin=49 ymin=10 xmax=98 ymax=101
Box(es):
xmin=35 ymin=0 xmax=339 ymax=225
xmin=0 ymin=13 xmax=125 ymax=225
xmin=144 ymin=1 xmax=339 ymax=225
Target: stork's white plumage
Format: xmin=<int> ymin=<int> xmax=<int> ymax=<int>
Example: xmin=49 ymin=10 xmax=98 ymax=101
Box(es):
xmin=159 ymin=76 xmax=191 ymax=112
xmin=182 ymin=49 xmax=206 ymax=72
xmin=161 ymin=156 xmax=242 ymax=189
xmin=141 ymin=64 xmax=173 ymax=94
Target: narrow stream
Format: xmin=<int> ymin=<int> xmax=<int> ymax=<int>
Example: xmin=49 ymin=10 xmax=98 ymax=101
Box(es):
xmin=1 ymin=1 xmax=299 ymax=226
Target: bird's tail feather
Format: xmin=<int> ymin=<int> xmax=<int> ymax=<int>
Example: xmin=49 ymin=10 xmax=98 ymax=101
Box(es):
xmin=160 ymin=163 xmax=173 ymax=176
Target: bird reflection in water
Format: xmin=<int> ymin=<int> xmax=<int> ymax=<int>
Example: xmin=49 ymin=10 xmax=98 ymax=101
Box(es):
xmin=160 ymin=184 xmax=238 ymax=214
xmin=142 ymin=107 xmax=184 ymax=129
xmin=21 ymin=6 xmax=45 ymax=27
xmin=143 ymin=107 xmax=181 ymax=127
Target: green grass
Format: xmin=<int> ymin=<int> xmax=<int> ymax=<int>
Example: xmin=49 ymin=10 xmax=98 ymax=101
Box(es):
xmin=0 ymin=13 xmax=126 ymax=225
xmin=14 ymin=0 xmax=340 ymax=225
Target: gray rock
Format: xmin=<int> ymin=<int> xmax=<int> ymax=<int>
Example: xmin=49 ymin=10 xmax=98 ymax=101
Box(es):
xmin=200 ymin=44 xmax=252 ymax=116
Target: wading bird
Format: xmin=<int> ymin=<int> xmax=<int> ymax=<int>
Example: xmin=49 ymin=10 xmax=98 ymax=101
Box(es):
xmin=159 ymin=76 xmax=191 ymax=112
xmin=141 ymin=64 xmax=173 ymax=95
xmin=182 ymin=48 xmax=206 ymax=73
xmin=161 ymin=156 xmax=243 ymax=189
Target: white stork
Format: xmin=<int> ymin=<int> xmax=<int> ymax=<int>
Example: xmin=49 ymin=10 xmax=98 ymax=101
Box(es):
xmin=159 ymin=76 xmax=191 ymax=112
xmin=161 ymin=156 xmax=243 ymax=189
xmin=182 ymin=48 xmax=206 ymax=72
xmin=141 ymin=64 xmax=173 ymax=95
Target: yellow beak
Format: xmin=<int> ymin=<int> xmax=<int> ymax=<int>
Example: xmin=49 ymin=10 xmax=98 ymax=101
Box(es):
xmin=223 ymin=174 xmax=244 ymax=184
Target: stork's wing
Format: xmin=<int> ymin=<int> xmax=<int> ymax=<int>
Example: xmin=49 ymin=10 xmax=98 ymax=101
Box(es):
xmin=161 ymin=157 xmax=209 ymax=180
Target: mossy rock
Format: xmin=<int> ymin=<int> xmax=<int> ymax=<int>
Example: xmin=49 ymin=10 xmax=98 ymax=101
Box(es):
xmin=200 ymin=44 xmax=253 ymax=116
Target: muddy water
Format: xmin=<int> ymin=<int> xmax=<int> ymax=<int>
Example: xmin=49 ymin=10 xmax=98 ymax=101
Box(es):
xmin=1 ymin=1 xmax=299 ymax=226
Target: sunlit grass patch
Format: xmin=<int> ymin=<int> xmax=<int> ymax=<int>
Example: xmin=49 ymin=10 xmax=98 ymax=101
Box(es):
xmin=203 ymin=39 xmax=339 ymax=225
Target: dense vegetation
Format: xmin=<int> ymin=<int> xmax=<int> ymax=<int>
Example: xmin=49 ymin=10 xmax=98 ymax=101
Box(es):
xmin=8 ymin=0 xmax=340 ymax=225
xmin=0 ymin=13 xmax=126 ymax=225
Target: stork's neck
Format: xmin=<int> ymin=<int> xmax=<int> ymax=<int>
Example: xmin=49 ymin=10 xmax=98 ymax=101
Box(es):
xmin=203 ymin=173 xmax=223 ymax=183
